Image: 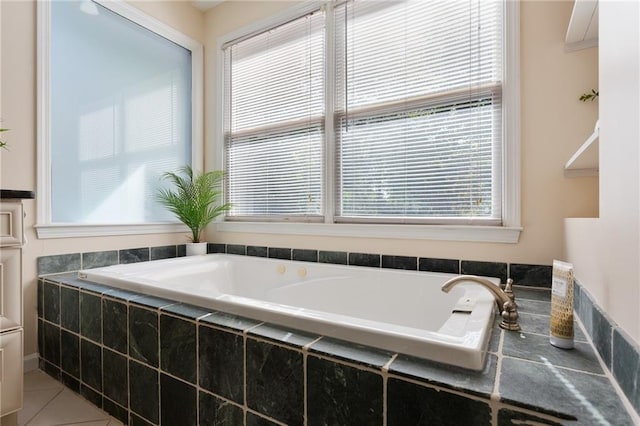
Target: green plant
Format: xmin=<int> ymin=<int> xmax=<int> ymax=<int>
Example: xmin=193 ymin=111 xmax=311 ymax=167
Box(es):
xmin=155 ymin=165 xmax=231 ymax=243
xmin=579 ymin=89 xmax=599 ymax=102
xmin=0 ymin=128 xmax=9 ymax=149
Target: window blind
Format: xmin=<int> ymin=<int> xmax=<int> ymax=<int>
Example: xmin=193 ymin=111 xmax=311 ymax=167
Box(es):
xmin=224 ymin=10 xmax=325 ymax=219
xmin=334 ymin=0 xmax=503 ymax=223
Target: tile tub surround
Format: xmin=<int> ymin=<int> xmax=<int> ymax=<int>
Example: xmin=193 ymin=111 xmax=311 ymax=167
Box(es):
xmin=574 ymin=280 xmax=640 ymax=417
xmin=37 ymin=275 xmax=636 ymax=425
xmin=36 ymin=244 xmax=553 ymax=286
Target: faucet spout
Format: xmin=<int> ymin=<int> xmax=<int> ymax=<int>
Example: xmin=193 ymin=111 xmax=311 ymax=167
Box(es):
xmin=442 ymin=275 xmax=521 ymax=331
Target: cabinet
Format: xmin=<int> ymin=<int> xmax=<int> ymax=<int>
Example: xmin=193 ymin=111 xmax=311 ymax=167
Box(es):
xmin=0 ymin=191 xmax=34 ymax=420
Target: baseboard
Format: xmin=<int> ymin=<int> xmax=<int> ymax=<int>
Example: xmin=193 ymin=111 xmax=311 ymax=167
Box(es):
xmin=24 ymin=353 xmax=39 ymax=372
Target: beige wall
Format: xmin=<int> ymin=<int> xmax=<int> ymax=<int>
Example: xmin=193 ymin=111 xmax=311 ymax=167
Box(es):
xmin=205 ymin=1 xmax=599 ymax=265
xmin=566 ymin=0 xmax=640 ymax=345
xmin=0 ymin=0 xmax=204 ymax=357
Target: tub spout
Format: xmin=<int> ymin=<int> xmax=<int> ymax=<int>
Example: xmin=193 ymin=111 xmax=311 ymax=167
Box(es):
xmin=441 ymin=275 xmax=521 ymax=331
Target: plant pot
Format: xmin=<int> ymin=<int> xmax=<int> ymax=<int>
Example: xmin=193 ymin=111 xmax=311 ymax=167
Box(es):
xmin=186 ymin=242 xmax=207 ymax=256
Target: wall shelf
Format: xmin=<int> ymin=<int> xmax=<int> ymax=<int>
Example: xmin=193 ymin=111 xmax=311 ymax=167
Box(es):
xmin=565 ymin=0 xmax=599 ymax=52
xmin=565 ymin=120 xmax=599 ymax=177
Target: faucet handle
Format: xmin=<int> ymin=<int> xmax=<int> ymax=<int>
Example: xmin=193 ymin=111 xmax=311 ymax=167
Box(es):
xmin=503 ymin=278 xmax=515 ymax=302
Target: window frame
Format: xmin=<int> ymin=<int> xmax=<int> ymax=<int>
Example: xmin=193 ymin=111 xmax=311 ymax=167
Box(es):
xmin=36 ymin=0 xmax=203 ymax=239
xmin=217 ymin=0 xmax=521 ymax=243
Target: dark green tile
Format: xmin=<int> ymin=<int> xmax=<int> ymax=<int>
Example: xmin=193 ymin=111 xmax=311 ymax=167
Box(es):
xmin=381 ymin=255 xmax=417 ymax=270
xmin=500 ymin=357 xmax=634 ymax=424
xmin=160 ymin=374 xmax=197 ymax=426
xmin=208 ymin=243 xmax=226 ymax=254
xmin=227 ymin=244 xmax=247 ymax=255
xmin=246 ymin=412 xmax=279 ymax=426
xmin=348 ymin=252 xmax=380 ymax=267
xmin=308 ymin=338 xmax=393 ymax=369
xmin=81 ymin=338 xmax=102 ymax=392
xmin=246 ymin=339 xmax=303 ymax=425
xmin=292 ymin=249 xmax=318 ymax=262
xmin=389 ymin=354 xmax=497 ymax=398
xmin=502 ymin=331 xmax=602 ymax=374
xmin=592 ymin=305 xmax=612 ymax=369
xmin=103 ymin=348 xmax=128 ymax=407
xmin=120 ymin=247 xmax=149 ymax=264
xmin=198 ymin=325 xmax=244 ymax=403
xmin=37 ymin=253 xmax=81 ymax=275
xmin=82 ymin=250 xmax=118 ymax=269
xmin=129 ymin=306 xmax=159 ymax=367
xmin=497 ymin=408 xmax=563 ymax=426
xmin=246 ymin=246 xmax=266 ymax=257
xmin=37 ymin=279 xmax=44 ymax=318
xmin=319 ymin=251 xmax=347 ymax=265
xmin=44 ymin=281 xmax=60 ymax=324
xmin=130 ymin=360 xmax=159 ymax=424
xmin=419 ymin=257 xmax=459 ymax=274
xmin=199 ymin=391 xmax=243 ymax=426
xmin=461 ymin=260 xmax=507 ymax=283
xmin=103 ymin=398 xmax=128 ymax=425
xmin=509 ymin=264 xmax=552 ymax=287
xmin=43 ymin=322 xmax=60 ymax=366
xmin=60 ymin=286 xmax=79 ymax=333
xmin=387 ymin=378 xmax=491 ymax=425
xmin=200 ymin=311 xmax=261 ymax=333
xmin=61 ymin=373 xmax=80 ymax=393
xmin=103 ymin=298 xmax=127 ymax=354
xmin=80 ymin=292 xmax=102 ymax=343
xmin=248 ymin=324 xmax=318 ymax=349
xmin=81 ymin=384 xmax=103 ymax=409
xmin=151 ymin=245 xmax=177 ymax=260
xmin=61 ymin=330 xmax=80 ymax=379
xmin=160 ymin=314 xmax=196 ymax=383
xmin=612 ymin=328 xmax=640 ymax=415
xmin=161 ymin=303 xmax=212 ymax=320
xmin=268 ymin=247 xmax=291 ymax=260
xmin=307 ymin=355 xmax=383 ymax=426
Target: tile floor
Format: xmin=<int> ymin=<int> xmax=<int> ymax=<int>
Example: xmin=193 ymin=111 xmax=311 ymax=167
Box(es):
xmin=17 ymin=370 xmax=123 ymax=426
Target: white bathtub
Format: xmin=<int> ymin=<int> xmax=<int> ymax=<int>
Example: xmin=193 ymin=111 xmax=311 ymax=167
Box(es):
xmin=79 ymin=254 xmax=497 ymax=370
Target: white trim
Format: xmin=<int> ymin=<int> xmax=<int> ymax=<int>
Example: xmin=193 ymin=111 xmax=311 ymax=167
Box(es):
xmin=36 ymin=0 xmax=204 ymax=236
xmin=35 ymin=223 xmax=189 ymax=239
xmin=502 ymin=0 xmax=521 ymax=229
xmin=215 ymin=221 xmax=522 ymax=243
xmin=23 ymin=353 xmax=39 ymax=373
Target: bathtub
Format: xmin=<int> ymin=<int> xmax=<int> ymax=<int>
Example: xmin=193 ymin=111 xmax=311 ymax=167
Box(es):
xmin=78 ymin=254 xmax=497 ymax=370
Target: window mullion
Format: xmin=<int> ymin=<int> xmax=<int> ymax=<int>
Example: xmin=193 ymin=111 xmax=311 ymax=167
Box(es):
xmin=324 ymin=2 xmax=336 ymax=224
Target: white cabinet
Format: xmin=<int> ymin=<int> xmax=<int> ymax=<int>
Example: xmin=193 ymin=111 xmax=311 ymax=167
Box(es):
xmin=0 ymin=197 xmax=30 ymax=419
xmin=0 ymin=330 xmax=23 ymax=415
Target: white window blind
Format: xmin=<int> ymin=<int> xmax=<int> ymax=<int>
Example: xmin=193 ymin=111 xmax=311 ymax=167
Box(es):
xmin=50 ymin=0 xmax=192 ymax=224
xmin=334 ymin=0 xmax=503 ymax=223
xmin=223 ymin=10 xmax=325 ymax=219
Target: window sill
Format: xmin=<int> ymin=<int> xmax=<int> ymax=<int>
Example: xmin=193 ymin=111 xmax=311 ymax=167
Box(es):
xmin=35 ymin=223 xmax=189 ymax=239
xmin=215 ymin=221 xmax=522 ymax=244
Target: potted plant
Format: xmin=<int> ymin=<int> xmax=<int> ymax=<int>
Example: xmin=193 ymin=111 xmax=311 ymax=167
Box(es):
xmin=0 ymin=128 xmax=9 ymax=150
xmin=155 ymin=165 xmax=231 ymax=256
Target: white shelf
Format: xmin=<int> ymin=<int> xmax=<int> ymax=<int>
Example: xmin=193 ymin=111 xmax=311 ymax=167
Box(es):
xmin=565 ymin=0 xmax=599 ymax=52
xmin=565 ymin=120 xmax=599 ymax=177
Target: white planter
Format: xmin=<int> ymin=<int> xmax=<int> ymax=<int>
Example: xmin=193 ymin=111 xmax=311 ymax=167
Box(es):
xmin=185 ymin=242 xmax=207 ymax=256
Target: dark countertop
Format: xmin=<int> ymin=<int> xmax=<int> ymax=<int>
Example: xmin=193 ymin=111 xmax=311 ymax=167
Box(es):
xmin=0 ymin=189 xmax=35 ymax=199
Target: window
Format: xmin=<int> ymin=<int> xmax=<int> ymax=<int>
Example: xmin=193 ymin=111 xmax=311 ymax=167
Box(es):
xmin=220 ymin=0 xmax=519 ymax=242
xmin=37 ymin=0 xmax=203 ymax=238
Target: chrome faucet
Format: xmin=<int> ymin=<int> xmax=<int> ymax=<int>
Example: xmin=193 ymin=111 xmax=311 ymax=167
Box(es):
xmin=441 ymin=275 xmax=521 ymax=331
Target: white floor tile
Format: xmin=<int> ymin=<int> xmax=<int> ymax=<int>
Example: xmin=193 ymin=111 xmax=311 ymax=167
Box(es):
xmin=23 ymin=371 xmax=64 ymax=392
xmin=25 ymin=389 xmax=111 ymax=426
xmin=63 ymin=421 xmax=109 ymax=426
xmin=17 ymin=388 xmax=63 ymax=426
